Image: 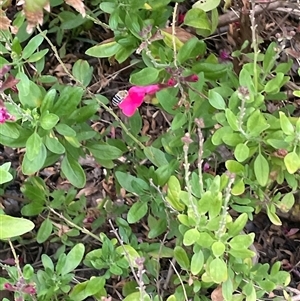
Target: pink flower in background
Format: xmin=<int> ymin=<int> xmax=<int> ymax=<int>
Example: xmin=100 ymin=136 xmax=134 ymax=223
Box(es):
xmin=0 ymin=107 xmax=14 ymax=123
xmin=183 ymin=74 xmax=199 ymax=82
xmin=219 ymin=49 xmax=232 ymax=62
xmin=178 ymin=13 xmax=185 ymax=25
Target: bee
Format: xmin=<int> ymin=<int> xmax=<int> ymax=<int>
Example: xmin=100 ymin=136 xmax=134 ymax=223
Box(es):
xmin=111 ymin=90 xmax=128 ymax=106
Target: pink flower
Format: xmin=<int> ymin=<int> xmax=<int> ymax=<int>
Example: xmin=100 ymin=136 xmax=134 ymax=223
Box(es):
xmin=4 ymin=283 xmax=16 ymax=292
xmin=219 ymin=49 xmax=232 ymax=62
xmin=22 ymin=284 xmax=36 ymax=295
xmin=183 ymin=74 xmax=199 ymax=82
xmin=0 ymin=106 xmax=14 ymax=123
xmin=118 ymin=84 xmax=172 ymax=117
xmin=178 ymin=13 xmax=185 ymax=25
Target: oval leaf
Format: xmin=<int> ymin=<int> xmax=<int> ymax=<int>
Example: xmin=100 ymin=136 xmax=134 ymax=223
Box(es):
xmin=36 ymin=218 xmax=53 ymax=244
xmin=208 ymin=90 xmax=226 ymax=110
xmin=209 ymin=257 xmax=228 ymax=283
xmin=127 ymin=202 xmax=148 ymax=224
xmin=0 ymin=215 xmax=35 ymax=239
xmin=62 ymin=243 xmax=85 ymax=275
xmin=130 ymin=67 xmax=160 ymax=85
xmin=174 ymin=246 xmax=190 ymax=270
xmin=254 ymin=153 xmax=269 ymax=186
xmin=61 ymin=155 xmax=86 ymax=188
xmin=284 ymin=152 xmax=300 ymax=174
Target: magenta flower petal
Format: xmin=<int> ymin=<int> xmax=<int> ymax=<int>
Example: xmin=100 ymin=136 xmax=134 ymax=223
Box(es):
xmin=130 ymin=84 xmax=161 ymax=95
xmin=118 ymin=85 xmax=161 ymax=117
xmin=0 ymin=107 xmax=14 ymax=123
xmin=118 ymin=92 xmax=144 ymax=117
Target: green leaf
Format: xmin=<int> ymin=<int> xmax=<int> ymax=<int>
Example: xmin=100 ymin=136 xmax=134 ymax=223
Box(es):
xmin=55 ymin=123 xmax=76 ymax=136
xmin=36 ymin=218 xmax=53 ymax=243
xmin=193 ymin=62 xmax=228 ymax=80
xmin=22 ymin=34 xmax=44 ymax=59
xmin=247 ymin=110 xmax=269 ymax=136
xmin=87 ymin=143 xmax=123 ymax=160
xmin=191 ymin=250 xmax=204 ymax=275
xmin=40 ymin=113 xmax=59 ymax=130
xmin=192 ymin=0 xmax=220 ymax=11
xmin=22 ymin=143 xmax=47 ymax=175
xmin=27 ymin=49 xmax=48 ymax=62
xmin=26 ymin=132 xmax=43 ymax=161
xmin=279 ymin=111 xmax=294 ymax=135
xmin=196 ymin=232 xmax=215 ymax=248
xmin=229 ymin=233 xmax=254 ymax=249
xmin=130 ymin=67 xmax=160 ymax=85
xmin=85 ymin=41 xmax=122 ymax=58
xmin=69 ymin=277 xmax=105 ymax=301
xmin=263 ymin=42 xmax=278 ymax=74
xmin=148 ymin=218 xmax=167 ymax=239
xmin=208 ymin=90 xmax=226 ymax=110
xmin=174 ymin=246 xmax=190 ymax=270
xmin=225 ymin=108 xmax=239 ymax=131
xmin=127 ymin=202 xmax=148 ymax=224
xmin=254 ymin=153 xmax=269 ymax=186
xmin=0 ymin=215 xmax=35 ymax=239
xmin=0 ymin=163 xmax=13 ymax=184
xmin=72 ymin=59 xmax=93 ymax=87
xmin=144 ymin=146 xmax=169 ymax=167
xmin=284 ymin=152 xmax=300 ymax=174
xmin=157 ymin=88 xmax=180 ymax=115
xmin=61 ymin=155 xmax=86 ymax=188
xmin=61 ymin=243 xmax=85 ymax=275
xmin=184 ymin=8 xmax=211 ymax=31
xmin=177 ymin=37 xmax=199 ymax=64
xmin=264 ymin=73 xmax=284 ymax=94
xmin=166 ymin=175 xmax=185 ymax=211
xmin=231 ymin=178 xmax=245 ymax=195
xmin=52 ymin=86 xmax=84 ymax=117
xmin=242 ymin=282 xmax=256 ymax=301
xmin=266 ymin=205 xmax=282 ymax=226
xmin=171 ymin=112 xmax=187 ymax=130
xmin=227 ymin=213 xmax=248 ymax=237
xmin=116 ymin=244 xmax=139 ymax=267
xmin=40 ymin=89 xmax=57 ymax=114
xmin=115 ymin=171 xmax=149 ymax=194
xmin=278 ymin=192 xmax=295 ymax=213
xmin=234 ymin=143 xmax=249 ymax=162
xmin=128 ymin=111 xmax=142 ymax=136
xmin=0 ymin=122 xmax=20 ymax=139
xmin=222 ymin=278 xmax=234 ymax=301
xmin=123 ymin=292 xmax=151 ymax=301
xmin=225 ymin=160 xmax=244 ymax=174
xmin=44 ymin=136 xmax=65 ymax=154
xmin=183 ymin=228 xmax=200 ymax=246
xmin=212 ymin=241 xmax=225 ymax=257
xmin=69 ymin=104 xmax=99 ymax=123
xmin=209 ymin=258 xmax=227 ymax=283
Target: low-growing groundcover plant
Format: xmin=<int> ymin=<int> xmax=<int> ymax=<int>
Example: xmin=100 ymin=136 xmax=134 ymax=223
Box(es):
xmin=0 ymin=0 xmax=299 ymax=300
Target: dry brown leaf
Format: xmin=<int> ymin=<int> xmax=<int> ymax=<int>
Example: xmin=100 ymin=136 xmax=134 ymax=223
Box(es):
xmin=64 ymin=0 xmax=86 ymax=17
xmin=52 ymin=222 xmax=71 ymax=237
xmin=162 ymin=27 xmax=195 ymax=44
xmin=23 ymin=0 xmax=50 ymax=33
xmin=0 ymin=10 xmax=11 ymax=31
xmin=211 ymin=285 xmax=224 ymax=301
